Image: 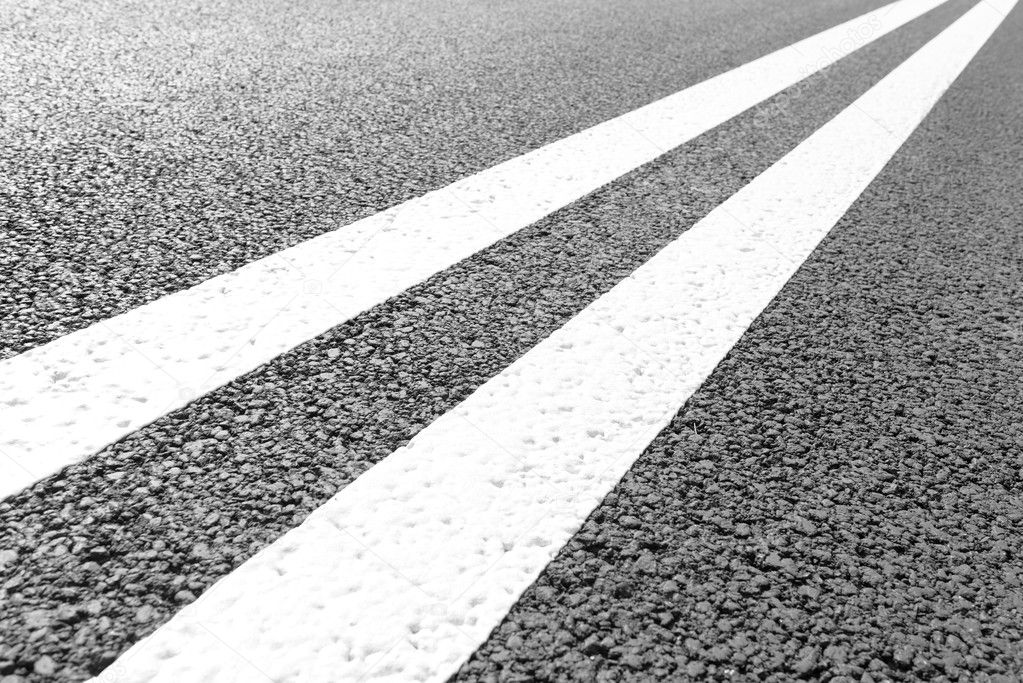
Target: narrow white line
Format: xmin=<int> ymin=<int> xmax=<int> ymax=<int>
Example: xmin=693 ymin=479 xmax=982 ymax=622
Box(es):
xmin=0 ymin=0 xmax=949 ymax=500
xmin=93 ymin=1 xmax=1014 ymax=681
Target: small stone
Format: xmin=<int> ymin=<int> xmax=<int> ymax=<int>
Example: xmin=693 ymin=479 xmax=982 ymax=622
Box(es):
xmin=942 ymin=651 xmax=964 ymax=669
xmin=798 ymin=584 xmax=820 ymax=600
xmin=860 ymin=569 xmax=883 ymax=585
xmin=87 ymin=546 xmax=110 ymax=561
xmin=23 ymin=610 xmax=50 ymax=629
xmin=92 ymin=651 xmax=118 ymax=671
xmin=793 ymin=516 xmax=818 ymax=535
xmin=182 ymin=440 xmax=205 ymax=454
xmin=793 ymin=646 xmax=820 ymax=674
xmin=534 ymin=585 xmax=556 ymax=601
xmin=634 ymin=553 xmax=657 ymax=573
xmin=707 ymin=645 xmax=730 ymax=662
xmin=34 ymin=656 xmax=57 ymax=676
xmin=619 ymin=516 xmax=642 ymax=529
xmin=893 ymin=645 xmax=915 ymax=667
xmin=0 ymin=549 xmax=17 ymax=569
xmin=55 ymin=604 xmax=78 ymax=622
xmin=581 ymin=635 xmax=604 ymax=656
xmin=622 ymin=653 xmax=643 ymax=668
xmin=80 ymin=561 xmax=102 ymax=574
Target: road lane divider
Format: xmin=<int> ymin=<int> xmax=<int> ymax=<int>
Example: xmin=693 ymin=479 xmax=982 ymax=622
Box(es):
xmin=0 ymin=0 xmax=953 ymax=500
xmin=92 ymin=0 xmax=1015 ymax=680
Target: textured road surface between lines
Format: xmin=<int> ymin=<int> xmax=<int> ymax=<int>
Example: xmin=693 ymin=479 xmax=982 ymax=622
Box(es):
xmin=0 ymin=2 xmax=978 ymax=681
xmin=0 ymin=0 xmax=892 ymax=359
xmin=0 ymin=0 xmax=950 ymax=501
xmin=89 ymin=1 xmax=1012 ymax=680
xmin=455 ymin=3 xmax=1023 ymax=682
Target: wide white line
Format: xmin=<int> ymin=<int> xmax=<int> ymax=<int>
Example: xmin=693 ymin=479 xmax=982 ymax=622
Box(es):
xmin=0 ymin=0 xmax=950 ymax=500
xmin=92 ymin=1 xmax=1013 ymax=681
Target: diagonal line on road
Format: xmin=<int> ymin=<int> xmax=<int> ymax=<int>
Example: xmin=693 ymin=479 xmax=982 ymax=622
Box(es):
xmin=0 ymin=0 xmax=952 ymax=502
xmin=92 ymin=1 xmax=1016 ymax=680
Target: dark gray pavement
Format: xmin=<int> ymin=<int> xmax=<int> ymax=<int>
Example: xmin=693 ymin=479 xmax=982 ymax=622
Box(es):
xmin=453 ymin=3 xmax=1023 ymax=680
xmin=0 ymin=0 xmax=889 ymax=359
xmin=2 ymin=0 xmax=1021 ymax=682
xmin=0 ymin=1 xmax=990 ymax=680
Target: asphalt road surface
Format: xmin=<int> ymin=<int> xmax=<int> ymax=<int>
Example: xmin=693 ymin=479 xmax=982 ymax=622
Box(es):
xmin=1 ymin=0 xmax=1021 ymax=681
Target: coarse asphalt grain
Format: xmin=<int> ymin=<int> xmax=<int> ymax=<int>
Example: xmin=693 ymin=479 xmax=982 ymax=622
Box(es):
xmin=452 ymin=4 xmax=1023 ymax=682
xmin=0 ymin=2 xmax=979 ymax=680
xmin=0 ymin=0 xmax=893 ymax=359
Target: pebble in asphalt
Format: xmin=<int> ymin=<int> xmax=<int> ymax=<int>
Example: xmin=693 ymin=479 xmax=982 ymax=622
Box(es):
xmin=453 ymin=5 xmax=1023 ymax=681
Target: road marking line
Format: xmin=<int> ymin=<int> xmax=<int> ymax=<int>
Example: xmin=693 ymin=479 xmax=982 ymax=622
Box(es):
xmin=92 ymin=1 xmax=1014 ymax=680
xmin=0 ymin=0 xmax=950 ymax=500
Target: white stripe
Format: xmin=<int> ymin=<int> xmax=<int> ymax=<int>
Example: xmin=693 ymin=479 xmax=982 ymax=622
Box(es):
xmin=0 ymin=0 xmax=949 ymax=500
xmin=93 ymin=1 xmax=1013 ymax=681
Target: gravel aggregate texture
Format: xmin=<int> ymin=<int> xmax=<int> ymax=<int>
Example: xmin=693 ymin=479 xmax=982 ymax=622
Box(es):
xmin=2 ymin=0 xmax=936 ymax=501
xmin=452 ymin=4 xmax=1023 ymax=681
xmin=0 ymin=0 xmax=892 ymax=359
xmin=87 ymin=3 xmax=1008 ymax=676
xmin=0 ymin=2 xmax=976 ymax=680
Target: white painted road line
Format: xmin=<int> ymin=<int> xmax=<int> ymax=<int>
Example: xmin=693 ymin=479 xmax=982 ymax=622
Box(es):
xmin=0 ymin=0 xmax=950 ymax=500
xmin=92 ymin=1 xmax=1014 ymax=681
